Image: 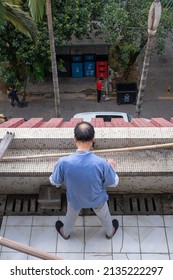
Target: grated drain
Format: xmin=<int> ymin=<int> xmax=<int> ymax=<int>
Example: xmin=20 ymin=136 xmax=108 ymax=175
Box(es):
xmin=121 ymin=194 xmax=163 ymax=215
xmin=4 ymin=194 xmax=67 ymax=216
xmin=1 ymin=193 xmax=173 ymax=216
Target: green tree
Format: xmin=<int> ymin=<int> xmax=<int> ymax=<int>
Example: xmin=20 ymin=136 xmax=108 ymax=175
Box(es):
xmin=0 ymin=0 xmax=37 ymax=42
xmin=100 ymin=0 xmax=173 ymax=80
xmin=0 ymin=0 xmax=96 ymax=115
xmin=27 ymin=0 xmax=94 ymax=117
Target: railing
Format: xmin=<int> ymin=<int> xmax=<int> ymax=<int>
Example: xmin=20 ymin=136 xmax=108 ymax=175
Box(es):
xmin=0 ymin=236 xmax=62 ymax=260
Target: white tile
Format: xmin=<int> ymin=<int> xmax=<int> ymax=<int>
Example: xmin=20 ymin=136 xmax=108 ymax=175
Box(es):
xmin=27 ymin=255 xmax=42 ymax=260
xmin=0 ymin=252 xmax=28 ymax=260
xmin=84 ymin=216 xmax=102 ymax=226
xmin=85 ymin=227 xmax=112 ymax=253
xmin=113 ymin=253 xmax=141 ymax=260
xmin=1 ymin=216 xmax=7 ymax=227
xmin=0 ymin=226 xmax=5 ymax=252
xmin=164 ymin=216 xmax=173 ymax=227
xmin=30 ymin=227 xmax=57 ymax=252
xmin=123 ymin=216 xmax=138 ymax=227
xmin=170 ymin=254 xmax=173 ymax=260
xmin=138 ymin=216 xmax=164 ymax=227
xmin=112 ymin=227 xmax=140 ymax=253
xmin=85 ymin=253 xmax=112 ymax=260
xmin=84 ymin=216 xmax=122 ymax=227
xmin=139 ymin=227 xmax=168 ymax=253
xmin=141 ymin=254 xmax=169 ymax=260
xmin=6 ymin=216 xmax=33 ymax=226
xmin=32 ymin=216 xmax=58 ymax=226
xmin=59 ymin=216 xmax=83 ymax=226
xmin=56 ymin=252 xmax=84 ymax=260
xmin=0 ymin=225 xmax=5 ymax=237
xmin=57 ymin=227 xmax=84 ymax=253
xmin=165 ymin=227 xmax=173 ymax=253
xmin=2 ymin=226 xmax=31 ymax=252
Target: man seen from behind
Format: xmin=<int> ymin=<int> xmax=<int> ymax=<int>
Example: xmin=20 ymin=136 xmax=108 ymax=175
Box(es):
xmin=49 ymin=121 xmax=119 ymax=240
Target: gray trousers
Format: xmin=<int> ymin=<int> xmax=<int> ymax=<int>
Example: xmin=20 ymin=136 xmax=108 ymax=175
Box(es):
xmin=63 ymin=201 xmax=113 ymax=237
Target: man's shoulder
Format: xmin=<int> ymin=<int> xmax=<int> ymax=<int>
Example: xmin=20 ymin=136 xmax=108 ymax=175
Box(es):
xmin=91 ymin=153 xmax=107 ymax=163
xmin=59 ymin=153 xmax=77 ymax=162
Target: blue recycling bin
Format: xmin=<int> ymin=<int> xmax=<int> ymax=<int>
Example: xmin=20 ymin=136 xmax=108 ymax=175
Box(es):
xmin=71 ymin=55 xmax=82 ymax=62
xmin=84 ymin=62 xmax=95 ymax=77
xmin=84 ymin=54 xmax=95 ymax=61
xmin=71 ymin=62 xmax=83 ymax=78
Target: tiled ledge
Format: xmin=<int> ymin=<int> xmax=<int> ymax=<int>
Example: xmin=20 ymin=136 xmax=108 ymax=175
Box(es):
xmin=0 ymin=117 xmax=173 ymax=128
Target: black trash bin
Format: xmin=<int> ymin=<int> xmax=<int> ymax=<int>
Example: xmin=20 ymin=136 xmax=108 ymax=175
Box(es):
xmin=116 ymin=83 xmax=138 ymax=105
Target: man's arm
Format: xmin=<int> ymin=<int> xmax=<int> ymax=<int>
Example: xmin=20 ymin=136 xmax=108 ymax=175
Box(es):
xmin=49 ymin=160 xmax=64 ymax=188
xmin=106 ymin=158 xmax=119 ymax=187
xmin=49 ymin=174 xmax=61 ymax=188
xmin=107 ymin=173 xmax=119 ymax=187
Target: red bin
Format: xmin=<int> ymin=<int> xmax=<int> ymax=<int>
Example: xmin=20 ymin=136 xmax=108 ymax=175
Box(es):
xmin=96 ymin=61 xmax=108 ymax=78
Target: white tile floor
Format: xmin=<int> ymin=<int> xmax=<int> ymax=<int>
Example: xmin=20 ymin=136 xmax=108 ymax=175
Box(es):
xmin=0 ymin=215 xmax=173 ymax=260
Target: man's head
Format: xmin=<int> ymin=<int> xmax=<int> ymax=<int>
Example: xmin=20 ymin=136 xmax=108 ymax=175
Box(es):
xmin=74 ymin=122 xmax=95 ymax=142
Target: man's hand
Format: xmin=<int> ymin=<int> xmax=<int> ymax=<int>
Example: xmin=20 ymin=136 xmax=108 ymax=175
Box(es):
xmin=107 ymin=158 xmax=117 ymax=169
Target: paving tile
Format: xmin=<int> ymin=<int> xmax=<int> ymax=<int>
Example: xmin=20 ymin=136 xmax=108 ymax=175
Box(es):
xmin=112 ymin=227 xmax=140 ymax=253
xmin=1 ymin=216 xmax=7 ymax=227
xmin=57 ymin=227 xmax=84 ymax=253
xmin=6 ymin=216 xmax=33 ymax=226
xmin=85 ymin=253 xmax=112 ymax=260
xmin=138 ymin=215 xmax=164 ymax=227
xmin=139 ymin=227 xmax=168 ymax=253
xmin=123 ymin=215 xmax=138 ymax=227
xmin=84 ymin=216 xmax=102 ymax=227
xmin=0 ymin=225 xmax=5 ymax=237
xmin=32 ymin=216 xmax=58 ymax=227
xmin=29 ymin=226 xmax=57 ymax=252
xmin=141 ymin=253 xmax=170 ymax=260
xmin=0 ymin=252 xmax=28 ymax=260
xmin=84 ymin=215 xmax=122 ymax=227
xmin=1 ymin=226 xmax=31 ymax=252
xmin=164 ymin=215 xmax=173 ymax=227
xmin=113 ymin=253 xmax=141 ymax=260
xmin=0 ymin=226 xmax=6 ymax=252
xmin=60 ymin=216 xmax=83 ymax=227
xmin=165 ymin=227 xmax=173 ymax=253
xmin=85 ymin=227 xmax=112 ymax=253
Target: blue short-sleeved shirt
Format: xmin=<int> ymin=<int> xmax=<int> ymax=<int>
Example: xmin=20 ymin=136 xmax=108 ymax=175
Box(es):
xmin=49 ymin=150 xmax=119 ymax=210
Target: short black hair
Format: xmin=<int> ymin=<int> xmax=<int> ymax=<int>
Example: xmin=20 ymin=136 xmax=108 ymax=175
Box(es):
xmin=74 ymin=122 xmax=95 ymax=142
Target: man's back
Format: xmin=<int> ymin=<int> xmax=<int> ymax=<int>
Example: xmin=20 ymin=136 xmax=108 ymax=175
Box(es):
xmin=9 ymin=88 xmax=17 ymax=97
xmin=52 ymin=151 xmax=116 ymax=210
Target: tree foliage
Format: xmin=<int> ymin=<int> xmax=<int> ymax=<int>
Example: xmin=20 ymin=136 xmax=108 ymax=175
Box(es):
xmin=100 ymin=0 xmax=173 ymax=79
xmin=0 ymin=0 xmax=37 ymax=41
xmin=0 ymin=0 xmax=97 ymax=87
xmin=0 ymin=0 xmax=173 ymax=86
